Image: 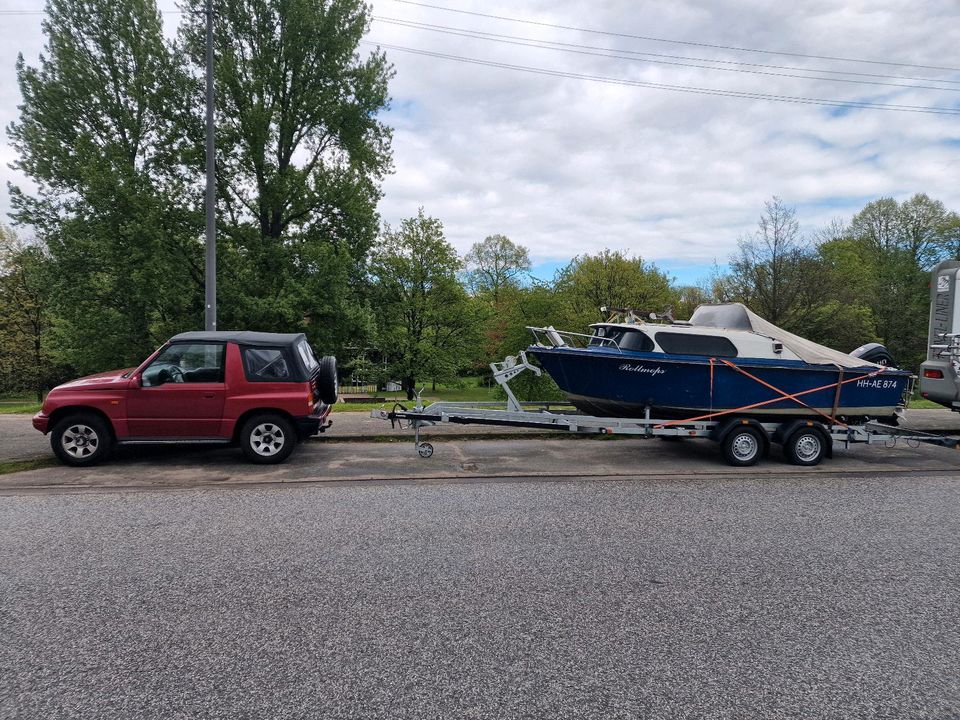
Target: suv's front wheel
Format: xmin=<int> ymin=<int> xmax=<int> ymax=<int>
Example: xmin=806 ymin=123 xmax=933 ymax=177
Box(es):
xmin=51 ymin=414 xmax=113 ymax=466
xmin=240 ymin=414 xmax=296 ymax=464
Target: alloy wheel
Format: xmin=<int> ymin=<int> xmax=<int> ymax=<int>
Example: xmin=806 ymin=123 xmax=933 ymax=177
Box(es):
xmin=61 ymin=424 xmax=100 ymax=459
xmin=250 ymin=423 xmax=286 ymax=456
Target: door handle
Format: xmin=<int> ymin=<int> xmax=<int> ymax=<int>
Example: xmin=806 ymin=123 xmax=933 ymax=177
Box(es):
xmin=203 ymin=393 xmax=216 ymax=399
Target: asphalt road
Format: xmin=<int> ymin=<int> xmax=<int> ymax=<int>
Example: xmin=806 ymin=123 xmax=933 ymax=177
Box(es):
xmin=2 ymin=474 xmax=959 ymax=719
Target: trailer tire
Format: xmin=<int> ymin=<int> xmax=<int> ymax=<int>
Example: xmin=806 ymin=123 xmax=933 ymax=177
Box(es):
xmin=721 ymin=426 xmax=764 ymax=466
xmin=784 ymin=428 xmax=826 ymax=466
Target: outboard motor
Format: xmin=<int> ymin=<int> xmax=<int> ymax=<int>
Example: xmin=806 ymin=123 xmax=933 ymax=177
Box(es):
xmin=849 ymin=342 xmax=896 ymax=367
xmin=920 ymin=260 xmax=960 ymax=411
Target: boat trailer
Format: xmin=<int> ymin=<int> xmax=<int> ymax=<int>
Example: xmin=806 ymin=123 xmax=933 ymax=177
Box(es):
xmin=371 ymin=353 xmax=960 ymax=467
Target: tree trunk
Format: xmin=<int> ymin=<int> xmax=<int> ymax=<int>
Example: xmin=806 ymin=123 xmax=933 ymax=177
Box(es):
xmin=404 ymin=375 xmax=415 ymax=401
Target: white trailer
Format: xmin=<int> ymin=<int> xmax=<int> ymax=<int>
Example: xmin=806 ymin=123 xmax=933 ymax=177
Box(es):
xmin=372 ymin=353 xmax=959 ymax=467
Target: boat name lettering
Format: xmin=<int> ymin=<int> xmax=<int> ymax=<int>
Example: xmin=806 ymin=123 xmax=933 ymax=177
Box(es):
xmin=618 ymin=364 xmax=666 ymax=376
xmin=855 ymin=379 xmax=899 ymax=389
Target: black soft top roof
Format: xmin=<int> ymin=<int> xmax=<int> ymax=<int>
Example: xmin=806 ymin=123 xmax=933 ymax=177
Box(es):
xmin=169 ymin=331 xmax=306 ymax=346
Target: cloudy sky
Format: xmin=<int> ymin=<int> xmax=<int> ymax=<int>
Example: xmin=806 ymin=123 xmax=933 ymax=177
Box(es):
xmin=1 ymin=0 xmax=959 ymax=285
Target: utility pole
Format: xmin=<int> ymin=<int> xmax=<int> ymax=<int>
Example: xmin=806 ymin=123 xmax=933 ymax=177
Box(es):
xmin=204 ymin=0 xmax=217 ymax=331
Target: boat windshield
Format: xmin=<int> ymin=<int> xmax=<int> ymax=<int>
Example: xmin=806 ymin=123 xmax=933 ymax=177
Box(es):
xmin=590 ymin=326 xmax=654 ymax=352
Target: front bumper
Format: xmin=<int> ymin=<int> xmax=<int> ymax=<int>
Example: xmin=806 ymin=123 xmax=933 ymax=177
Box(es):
xmin=294 ymin=405 xmax=333 ymax=440
xmin=32 ymin=412 xmax=50 ymax=434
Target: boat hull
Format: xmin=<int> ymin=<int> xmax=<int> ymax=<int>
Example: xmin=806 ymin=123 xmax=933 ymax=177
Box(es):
xmin=529 ymin=347 xmax=911 ymax=420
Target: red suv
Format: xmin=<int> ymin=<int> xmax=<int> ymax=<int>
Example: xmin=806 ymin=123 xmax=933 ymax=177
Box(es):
xmin=33 ymin=331 xmax=337 ymax=466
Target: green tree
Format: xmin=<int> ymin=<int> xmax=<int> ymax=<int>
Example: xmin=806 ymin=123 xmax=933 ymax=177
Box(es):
xmin=719 ymin=197 xmax=812 ymax=326
xmin=849 ymin=196 xmax=937 ymax=368
xmin=8 ymin=0 xmax=201 ymax=373
xmin=370 ymin=210 xmax=484 ymax=398
xmin=790 ymin=237 xmax=878 ymax=353
xmin=675 ymin=283 xmax=714 ymax=320
xmin=465 ymin=234 xmax=532 ymax=369
xmin=464 ymin=234 xmax=531 ymax=302
xmin=179 ymin=0 xmax=394 ymax=348
xmin=555 ymin=249 xmax=677 ymax=331
xmin=487 ymin=282 xmax=570 ymax=401
xmin=0 ymin=227 xmax=55 ymax=400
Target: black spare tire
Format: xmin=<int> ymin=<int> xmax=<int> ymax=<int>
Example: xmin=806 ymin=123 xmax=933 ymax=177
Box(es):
xmin=316 ymin=355 xmax=338 ymax=404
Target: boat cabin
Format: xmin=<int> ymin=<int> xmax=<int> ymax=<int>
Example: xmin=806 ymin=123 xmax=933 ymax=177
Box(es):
xmin=588 ymin=322 xmax=802 ymax=361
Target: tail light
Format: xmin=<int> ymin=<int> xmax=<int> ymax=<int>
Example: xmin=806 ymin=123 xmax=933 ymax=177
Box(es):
xmin=307 ymin=387 xmax=314 ymax=408
xmin=923 ymin=369 xmax=944 ymax=379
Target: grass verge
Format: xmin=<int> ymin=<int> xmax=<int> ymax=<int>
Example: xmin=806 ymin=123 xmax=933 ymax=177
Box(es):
xmin=0 ymin=458 xmax=57 ymax=475
xmin=0 ymin=403 xmax=41 ymax=415
xmin=907 ymin=397 xmax=945 ymax=410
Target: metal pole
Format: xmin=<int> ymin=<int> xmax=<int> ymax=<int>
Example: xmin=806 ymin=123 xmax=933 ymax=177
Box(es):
xmin=204 ymin=0 xmax=217 ymax=330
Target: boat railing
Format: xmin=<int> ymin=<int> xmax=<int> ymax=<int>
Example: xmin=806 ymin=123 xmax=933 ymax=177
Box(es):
xmin=527 ymin=326 xmax=621 ymax=352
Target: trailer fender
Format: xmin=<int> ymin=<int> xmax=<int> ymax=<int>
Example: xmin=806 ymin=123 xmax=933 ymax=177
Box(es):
xmin=773 ymin=419 xmax=833 ymax=459
xmin=710 ymin=418 xmax=771 ymax=456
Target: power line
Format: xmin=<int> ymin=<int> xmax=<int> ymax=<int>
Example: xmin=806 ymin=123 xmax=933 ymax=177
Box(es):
xmin=364 ymin=41 xmax=960 ymax=116
xmin=389 ymin=0 xmax=960 ymax=75
xmin=374 ymin=17 xmax=960 ymax=94
xmin=375 ymin=16 xmax=960 ymax=87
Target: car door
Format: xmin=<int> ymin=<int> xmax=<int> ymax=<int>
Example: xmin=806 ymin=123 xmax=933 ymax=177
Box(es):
xmin=126 ymin=342 xmax=227 ymax=438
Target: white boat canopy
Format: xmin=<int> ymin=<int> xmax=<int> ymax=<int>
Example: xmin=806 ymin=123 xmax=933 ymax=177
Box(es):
xmin=690 ymin=303 xmax=881 ymax=369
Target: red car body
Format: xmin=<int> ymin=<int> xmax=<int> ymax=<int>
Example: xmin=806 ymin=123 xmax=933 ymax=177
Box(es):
xmin=34 ymin=331 xmax=336 ymax=464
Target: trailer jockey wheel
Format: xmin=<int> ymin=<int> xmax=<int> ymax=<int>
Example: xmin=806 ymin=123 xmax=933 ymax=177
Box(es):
xmin=417 ymin=442 xmax=434 ymax=458
xmin=722 ymin=426 xmax=764 ymax=467
xmin=784 ymin=428 xmax=825 ymax=466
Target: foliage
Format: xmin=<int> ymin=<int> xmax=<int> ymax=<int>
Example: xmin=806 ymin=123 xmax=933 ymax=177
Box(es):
xmin=788 ymin=238 xmax=878 ymax=352
xmin=464 ymin=234 xmax=531 ymax=302
xmin=6 ymin=0 xmax=960 ymax=391
xmin=178 ymin=0 xmax=393 ymax=352
xmin=0 ymin=226 xmax=56 ymax=399
xmin=369 ymin=210 xmax=485 ymax=397
xmin=675 ymin=284 xmax=715 ymax=320
xmin=8 ymin=0 xmax=201 ymax=373
xmin=717 ymin=197 xmax=811 ymax=327
xmin=846 ymin=195 xmax=950 ymax=369
xmin=555 ymin=250 xmax=678 ymax=331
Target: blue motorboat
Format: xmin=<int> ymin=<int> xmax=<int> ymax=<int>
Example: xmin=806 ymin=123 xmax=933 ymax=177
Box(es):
xmin=527 ymin=303 xmax=912 ymax=422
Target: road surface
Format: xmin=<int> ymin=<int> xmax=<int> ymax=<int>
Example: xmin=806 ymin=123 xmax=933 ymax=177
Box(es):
xmin=2 ymin=470 xmax=959 ymax=719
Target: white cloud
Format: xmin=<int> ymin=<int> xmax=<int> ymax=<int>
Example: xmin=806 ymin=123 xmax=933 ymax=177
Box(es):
xmin=1 ymin=0 xmax=958 ymax=278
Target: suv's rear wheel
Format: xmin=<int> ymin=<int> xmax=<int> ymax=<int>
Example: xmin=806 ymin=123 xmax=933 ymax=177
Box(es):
xmin=240 ymin=414 xmax=296 ymax=464
xmin=316 ymin=356 xmax=338 ymax=405
xmin=51 ymin=414 xmax=113 ymax=466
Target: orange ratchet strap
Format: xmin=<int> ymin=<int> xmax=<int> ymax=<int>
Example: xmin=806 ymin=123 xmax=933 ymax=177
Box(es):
xmin=655 ymin=363 xmax=888 ymax=428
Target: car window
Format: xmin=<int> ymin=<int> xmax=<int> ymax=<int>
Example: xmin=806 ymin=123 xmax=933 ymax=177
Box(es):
xmin=142 ymin=343 xmax=225 ymax=386
xmin=297 ymin=339 xmax=319 ymax=374
xmin=242 ymin=347 xmax=293 ymax=382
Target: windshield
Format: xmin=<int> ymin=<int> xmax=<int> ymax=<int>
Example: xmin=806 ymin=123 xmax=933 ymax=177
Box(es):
xmin=589 ymin=326 xmax=654 ymax=352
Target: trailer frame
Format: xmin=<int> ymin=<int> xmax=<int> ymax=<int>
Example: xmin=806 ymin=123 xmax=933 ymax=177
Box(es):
xmin=371 ymin=353 xmax=960 ymax=466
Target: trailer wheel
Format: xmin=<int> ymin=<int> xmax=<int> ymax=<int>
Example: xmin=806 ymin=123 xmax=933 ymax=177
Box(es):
xmin=417 ymin=442 xmax=434 ymax=458
xmin=721 ymin=426 xmax=764 ymax=467
xmin=784 ymin=428 xmax=826 ymax=466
